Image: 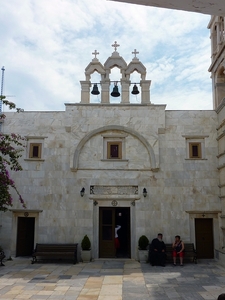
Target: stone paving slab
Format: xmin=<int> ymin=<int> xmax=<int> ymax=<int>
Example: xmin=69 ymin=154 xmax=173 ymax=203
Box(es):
xmin=0 ymin=258 xmax=224 ymax=299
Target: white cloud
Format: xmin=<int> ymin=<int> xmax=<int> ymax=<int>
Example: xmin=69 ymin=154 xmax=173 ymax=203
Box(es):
xmin=0 ymin=0 xmax=213 ymax=112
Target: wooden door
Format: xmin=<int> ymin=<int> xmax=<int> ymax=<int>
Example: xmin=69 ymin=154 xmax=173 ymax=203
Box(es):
xmin=99 ymin=208 xmax=115 ymax=258
xmin=16 ymin=217 xmax=35 ymax=256
xmin=99 ymin=207 xmax=131 ymax=258
xmin=195 ymin=218 xmax=214 ymax=259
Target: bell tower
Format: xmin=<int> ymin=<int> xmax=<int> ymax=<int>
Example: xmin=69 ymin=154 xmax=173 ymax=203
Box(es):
xmin=208 ymin=16 xmax=225 ymax=110
xmin=80 ymin=42 xmax=151 ymax=105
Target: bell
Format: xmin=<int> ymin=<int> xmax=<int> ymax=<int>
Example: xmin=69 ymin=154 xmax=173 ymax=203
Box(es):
xmin=111 ymin=85 xmax=120 ymax=97
xmin=91 ymin=84 xmax=100 ymax=95
xmin=131 ymin=84 xmax=139 ymax=95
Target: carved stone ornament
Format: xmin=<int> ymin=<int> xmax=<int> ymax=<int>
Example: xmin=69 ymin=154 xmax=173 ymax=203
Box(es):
xmin=90 ymin=185 xmax=138 ymax=195
xmin=111 ymin=200 xmax=118 ymax=207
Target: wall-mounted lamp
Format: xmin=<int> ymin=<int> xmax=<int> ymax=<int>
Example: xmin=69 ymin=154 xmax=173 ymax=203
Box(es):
xmin=80 ymin=187 xmax=85 ymax=197
xmin=143 ymin=188 xmax=147 ymax=197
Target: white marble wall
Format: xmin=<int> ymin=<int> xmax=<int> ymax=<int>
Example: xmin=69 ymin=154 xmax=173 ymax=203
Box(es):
xmin=0 ymin=104 xmax=220 ymax=259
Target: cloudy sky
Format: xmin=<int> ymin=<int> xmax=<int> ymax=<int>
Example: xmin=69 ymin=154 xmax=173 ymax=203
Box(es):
xmin=0 ymin=0 xmax=212 ymax=112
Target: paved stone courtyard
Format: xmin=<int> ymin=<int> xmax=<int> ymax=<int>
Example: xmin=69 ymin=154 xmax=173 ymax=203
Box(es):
xmin=0 ymin=258 xmax=224 ymax=299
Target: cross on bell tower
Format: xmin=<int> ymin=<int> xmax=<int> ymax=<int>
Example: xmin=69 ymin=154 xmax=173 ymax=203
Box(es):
xmin=92 ymin=50 xmax=99 ymax=60
xmin=132 ymin=49 xmax=139 ymax=58
xmin=112 ymin=41 xmax=120 ymax=52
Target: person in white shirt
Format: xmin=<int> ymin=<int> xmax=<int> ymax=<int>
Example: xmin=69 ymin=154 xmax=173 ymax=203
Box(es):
xmin=115 ymin=225 xmax=121 ymax=257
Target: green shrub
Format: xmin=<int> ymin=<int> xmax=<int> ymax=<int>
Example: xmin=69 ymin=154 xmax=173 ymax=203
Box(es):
xmin=81 ymin=235 xmax=91 ymax=250
xmin=138 ymin=235 xmax=149 ymax=250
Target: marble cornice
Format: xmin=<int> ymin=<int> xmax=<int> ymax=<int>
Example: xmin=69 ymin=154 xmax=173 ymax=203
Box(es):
xmin=65 ymin=103 xmax=166 ymax=108
xmin=217 ymin=131 xmax=225 ymax=141
xmin=9 ymin=209 xmax=43 ymax=213
xmin=216 ymin=98 xmax=225 ymax=114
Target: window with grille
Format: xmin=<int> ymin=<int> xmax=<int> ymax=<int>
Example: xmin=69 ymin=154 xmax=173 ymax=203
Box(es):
xmin=29 ymin=143 xmax=42 ymax=159
xmin=189 ymin=142 xmax=202 ymax=159
xmin=107 ymin=142 xmax=122 ymax=159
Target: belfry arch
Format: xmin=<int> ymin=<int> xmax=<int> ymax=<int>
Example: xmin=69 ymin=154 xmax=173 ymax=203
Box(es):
xmin=72 ymin=125 xmax=157 ymax=171
xmin=80 ymin=42 xmax=151 ymax=104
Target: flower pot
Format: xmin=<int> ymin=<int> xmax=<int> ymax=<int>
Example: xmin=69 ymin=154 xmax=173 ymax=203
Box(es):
xmin=81 ymin=250 xmax=91 ymax=263
xmin=138 ymin=249 xmax=148 ymax=263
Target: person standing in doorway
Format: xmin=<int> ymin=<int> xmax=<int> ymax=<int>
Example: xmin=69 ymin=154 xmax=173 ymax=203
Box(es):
xmin=115 ymin=225 xmax=121 ymax=257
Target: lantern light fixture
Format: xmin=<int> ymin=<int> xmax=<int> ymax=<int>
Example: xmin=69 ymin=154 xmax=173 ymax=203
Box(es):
xmin=143 ymin=188 xmax=147 ymax=197
xmin=80 ymin=187 xmax=85 ymax=197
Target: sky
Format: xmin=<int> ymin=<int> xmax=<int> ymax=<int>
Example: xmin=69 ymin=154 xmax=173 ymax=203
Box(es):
xmin=0 ymin=0 xmax=213 ymax=112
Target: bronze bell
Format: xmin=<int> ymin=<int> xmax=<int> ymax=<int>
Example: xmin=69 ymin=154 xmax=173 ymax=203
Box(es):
xmin=131 ymin=84 xmax=139 ymax=95
xmin=91 ymin=84 xmax=100 ymax=95
xmin=111 ymin=85 xmax=120 ymax=97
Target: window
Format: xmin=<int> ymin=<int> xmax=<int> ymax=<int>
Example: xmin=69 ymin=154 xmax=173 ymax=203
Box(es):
xmin=107 ymin=142 xmax=122 ymax=159
xmin=189 ymin=143 xmax=201 ymax=159
xmin=29 ymin=143 xmax=42 ymax=159
xmin=182 ymin=135 xmax=208 ymax=160
xmin=25 ymin=136 xmax=46 ymax=161
xmin=102 ymin=133 xmax=128 ymax=161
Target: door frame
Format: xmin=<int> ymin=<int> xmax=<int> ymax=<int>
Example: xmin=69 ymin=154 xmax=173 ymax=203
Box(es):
xmin=99 ymin=207 xmax=131 ymax=258
xmin=10 ymin=209 xmax=42 ymax=257
xmin=186 ymin=211 xmax=220 ymax=254
xmin=93 ymin=200 xmax=136 ymax=259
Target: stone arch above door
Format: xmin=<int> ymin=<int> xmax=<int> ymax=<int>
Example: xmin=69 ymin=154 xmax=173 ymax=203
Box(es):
xmin=72 ymin=125 xmax=158 ymax=171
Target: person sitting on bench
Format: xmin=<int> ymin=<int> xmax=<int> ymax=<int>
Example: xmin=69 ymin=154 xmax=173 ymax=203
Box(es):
xmin=150 ymin=233 xmax=166 ymax=267
xmin=172 ymin=235 xmax=185 ymax=266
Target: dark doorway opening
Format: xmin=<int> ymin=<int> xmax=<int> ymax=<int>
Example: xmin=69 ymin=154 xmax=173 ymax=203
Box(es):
xmin=195 ymin=218 xmax=214 ymax=259
xmin=16 ymin=217 xmax=35 ymax=256
xmin=99 ymin=207 xmax=130 ymax=258
xmin=115 ymin=207 xmax=130 ymax=258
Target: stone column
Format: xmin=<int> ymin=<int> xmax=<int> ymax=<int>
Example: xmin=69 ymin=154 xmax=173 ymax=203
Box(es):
xmin=140 ymin=80 xmax=151 ymax=104
xmin=80 ymin=81 xmax=91 ymax=104
xmin=216 ymin=22 xmax=221 ymax=45
xmin=224 ymin=17 xmax=225 ymax=37
xmin=121 ymin=80 xmax=130 ymax=104
xmin=101 ymin=80 xmax=110 ymax=103
xmin=215 ymin=83 xmax=225 ymax=106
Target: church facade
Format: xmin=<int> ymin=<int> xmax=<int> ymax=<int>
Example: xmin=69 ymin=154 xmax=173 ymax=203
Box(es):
xmin=0 ymin=20 xmax=225 ymax=263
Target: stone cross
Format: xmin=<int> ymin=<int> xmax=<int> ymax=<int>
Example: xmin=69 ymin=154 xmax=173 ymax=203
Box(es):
xmin=92 ymin=50 xmax=99 ymax=59
xmin=132 ymin=49 xmax=139 ymax=58
xmin=112 ymin=41 xmax=120 ymax=51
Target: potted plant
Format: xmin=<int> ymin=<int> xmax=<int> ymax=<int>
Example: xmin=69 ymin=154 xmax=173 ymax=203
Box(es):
xmin=138 ymin=235 xmax=149 ymax=263
xmin=81 ymin=235 xmax=91 ymax=262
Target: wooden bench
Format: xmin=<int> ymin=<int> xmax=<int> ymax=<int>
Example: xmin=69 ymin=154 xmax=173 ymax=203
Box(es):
xmin=32 ymin=243 xmax=78 ymax=264
xmin=0 ymin=251 xmax=5 ymax=266
xmin=165 ymin=243 xmax=197 ymax=264
xmin=149 ymin=243 xmax=197 ymax=264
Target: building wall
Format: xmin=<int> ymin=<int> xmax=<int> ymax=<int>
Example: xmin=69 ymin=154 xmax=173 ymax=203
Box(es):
xmin=0 ymin=103 xmax=220 ymax=260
